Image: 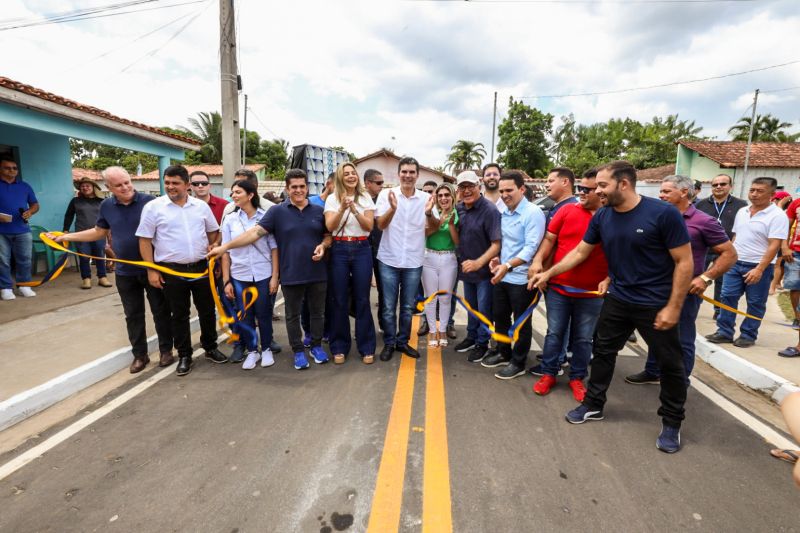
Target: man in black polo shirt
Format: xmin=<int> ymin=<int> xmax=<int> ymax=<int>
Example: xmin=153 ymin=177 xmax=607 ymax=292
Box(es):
xmin=209 ymin=169 xmax=333 ymax=370
xmin=52 ymin=166 xmax=174 ymax=374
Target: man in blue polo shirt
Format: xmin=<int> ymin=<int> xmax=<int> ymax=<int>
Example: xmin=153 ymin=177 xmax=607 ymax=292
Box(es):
xmin=209 ymin=169 xmax=333 ymax=370
xmin=0 ymin=156 xmax=39 ymax=300
xmin=52 ymin=166 xmax=174 ymax=373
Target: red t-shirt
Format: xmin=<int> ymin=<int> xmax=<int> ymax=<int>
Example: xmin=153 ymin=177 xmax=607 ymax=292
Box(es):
xmin=548 ymin=203 xmax=608 ymax=297
xmin=786 ymin=198 xmax=800 ymax=252
xmin=206 ymin=194 xmax=228 ymax=225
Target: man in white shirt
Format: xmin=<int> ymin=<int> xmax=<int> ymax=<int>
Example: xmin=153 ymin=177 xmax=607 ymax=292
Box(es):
xmin=706 ymin=177 xmax=789 ymax=347
xmin=375 ymin=156 xmax=429 ymax=361
xmin=137 ymin=165 xmax=227 ymax=376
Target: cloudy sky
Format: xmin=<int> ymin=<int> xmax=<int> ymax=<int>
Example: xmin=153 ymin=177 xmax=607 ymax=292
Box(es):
xmin=3 ymin=0 xmax=799 ymax=168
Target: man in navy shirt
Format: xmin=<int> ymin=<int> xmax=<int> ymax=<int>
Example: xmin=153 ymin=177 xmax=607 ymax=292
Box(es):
xmin=52 ymin=167 xmax=174 ymax=373
xmin=0 ymin=156 xmax=39 ymax=300
xmin=531 ymin=161 xmax=693 ymax=453
xmin=209 ymin=169 xmax=333 ymax=370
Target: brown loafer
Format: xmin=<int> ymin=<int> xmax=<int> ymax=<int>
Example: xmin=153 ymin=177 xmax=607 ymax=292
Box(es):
xmin=334 ymin=354 xmax=346 ymax=364
xmin=130 ymin=357 xmax=149 ymax=374
xmin=362 ymin=354 xmax=374 ymax=365
xmin=98 ymin=277 xmax=113 ymax=287
xmin=159 ymin=351 xmax=175 ymax=367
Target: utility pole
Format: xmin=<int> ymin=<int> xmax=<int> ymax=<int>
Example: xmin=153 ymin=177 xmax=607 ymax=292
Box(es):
xmin=219 ymin=0 xmax=240 ymax=193
xmin=490 ymin=91 xmax=497 ymax=162
xmin=741 ymin=88 xmax=759 ymax=197
xmin=241 ymin=93 xmax=248 ymax=166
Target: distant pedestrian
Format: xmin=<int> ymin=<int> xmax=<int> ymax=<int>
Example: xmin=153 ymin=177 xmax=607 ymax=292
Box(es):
xmin=481 ymin=163 xmax=503 ymax=209
xmin=0 ymin=156 xmax=38 ymax=300
xmin=63 ymin=177 xmax=111 ymax=289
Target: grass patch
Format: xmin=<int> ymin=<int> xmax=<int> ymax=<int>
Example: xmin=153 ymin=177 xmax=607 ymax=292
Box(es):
xmin=777 ymin=291 xmax=797 ymax=322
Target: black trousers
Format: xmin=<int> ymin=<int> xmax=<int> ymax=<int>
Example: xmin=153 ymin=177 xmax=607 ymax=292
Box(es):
xmin=493 ymin=281 xmax=536 ymax=368
xmin=160 ymin=261 xmax=218 ymax=358
xmin=585 ymin=294 xmax=687 ymax=427
xmin=116 ymin=273 xmax=173 ymax=359
xmin=283 ymin=282 xmax=327 ymax=353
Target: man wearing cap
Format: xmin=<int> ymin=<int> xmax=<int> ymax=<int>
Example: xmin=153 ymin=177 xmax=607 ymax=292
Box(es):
xmin=0 ymin=156 xmax=39 ymax=300
xmin=452 ymin=170 xmax=501 ymax=363
xmin=63 ymin=176 xmax=112 ymax=289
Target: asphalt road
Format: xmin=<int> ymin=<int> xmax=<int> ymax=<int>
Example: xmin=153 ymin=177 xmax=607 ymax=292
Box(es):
xmin=1 ymin=311 xmax=798 ymax=532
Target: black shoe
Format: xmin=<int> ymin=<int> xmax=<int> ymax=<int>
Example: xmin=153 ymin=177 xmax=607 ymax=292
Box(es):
xmin=270 ymin=340 xmax=282 ymax=354
xmin=705 ymin=332 xmax=734 ymax=344
xmin=467 ymin=345 xmax=488 ymax=363
xmin=379 ymin=345 xmax=395 ymax=362
xmin=176 ymin=356 xmax=193 ymax=376
xmin=446 ymin=324 xmax=457 ymax=340
xmin=628 ymin=333 xmax=637 ymax=343
xmin=534 ymin=351 xmax=543 ymax=361
xmin=229 ymin=344 xmax=245 ymax=363
xmin=480 ymin=352 xmax=510 ymax=368
xmin=529 ymin=363 xmax=564 ymax=377
xmin=397 ymin=343 xmax=420 ymax=359
xmin=417 ymin=321 xmax=430 ymax=336
xmin=204 ymin=348 xmax=228 ymax=364
xmin=495 ymin=363 xmax=526 ymax=380
xmin=454 ymin=338 xmax=476 ymax=353
xmin=733 ymin=336 xmax=755 ymax=348
xmin=712 ymin=309 xmax=720 ymax=320
xmin=625 ymin=371 xmax=661 ymax=385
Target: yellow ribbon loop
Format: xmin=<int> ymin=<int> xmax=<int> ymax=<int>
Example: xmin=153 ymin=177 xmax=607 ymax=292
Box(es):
xmin=700 ymin=294 xmax=763 ymax=321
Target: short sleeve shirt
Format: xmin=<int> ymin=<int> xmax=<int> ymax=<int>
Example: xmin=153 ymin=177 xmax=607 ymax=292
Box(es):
xmin=548 ymin=203 xmax=608 ymax=297
xmin=785 ymin=198 xmax=800 ymax=252
xmin=206 ymin=194 xmax=229 ymax=224
xmin=683 ymin=205 xmax=729 ymax=276
xmin=546 ymin=196 xmax=578 ymax=224
xmin=96 ymin=192 xmax=155 ymax=277
xmin=376 ymin=187 xmax=428 ymax=268
xmin=583 ymin=196 xmax=690 ymax=307
xmin=135 ymin=195 xmax=219 ymax=264
xmin=258 ymin=200 xmax=327 ymax=285
xmin=731 ymin=203 xmax=789 ymax=264
xmin=221 ymin=207 xmax=277 ymax=282
xmin=0 ymin=178 xmax=37 ymax=235
xmin=324 ymin=193 xmax=376 ymax=238
xmin=456 ymin=196 xmax=502 ymax=282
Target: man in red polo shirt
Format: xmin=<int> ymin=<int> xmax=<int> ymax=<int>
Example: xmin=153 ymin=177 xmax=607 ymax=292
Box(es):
xmin=782 ymin=191 xmax=800 ymax=327
xmin=190 ymin=170 xmax=228 ymax=224
xmin=527 ymin=167 xmax=608 ymax=401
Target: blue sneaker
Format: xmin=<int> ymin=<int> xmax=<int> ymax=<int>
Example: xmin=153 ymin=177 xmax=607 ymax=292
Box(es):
xmin=303 ymin=333 xmax=312 ymax=348
xmin=228 ymin=343 xmax=245 ymax=364
xmin=310 ymin=346 xmax=329 ymax=364
xmin=294 ymin=351 xmax=310 ymax=370
xmin=565 ymin=404 xmax=604 ymax=424
xmin=656 ymin=423 xmax=681 ymax=453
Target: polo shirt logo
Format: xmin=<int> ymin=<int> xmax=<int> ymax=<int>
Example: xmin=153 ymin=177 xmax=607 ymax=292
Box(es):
xmin=636 ymin=228 xmax=644 ymax=233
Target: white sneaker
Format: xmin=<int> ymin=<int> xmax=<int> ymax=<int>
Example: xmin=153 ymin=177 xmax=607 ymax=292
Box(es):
xmin=260 ymin=348 xmax=274 ymax=367
xmin=1 ymin=288 xmax=15 ymax=300
xmin=242 ymin=350 xmax=260 ymax=370
xmin=18 ymin=286 xmax=36 ymax=297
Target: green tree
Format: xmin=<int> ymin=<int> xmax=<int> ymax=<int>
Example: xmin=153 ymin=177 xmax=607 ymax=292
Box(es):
xmin=329 ymin=145 xmax=357 ymax=161
xmin=70 ymin=139 xmax=159 ymax=175
xmin=444 ymin=140 xmax=486 ymax=173
xmin=496 ymin=98 xmax=553 ymax=176
xmin=256 ymin=138 xmax=290 ymax=178
xmin=181 ymin=111 xmax=223 ymax=163
xmin=728 ymin=114 xmax=798 ymax=142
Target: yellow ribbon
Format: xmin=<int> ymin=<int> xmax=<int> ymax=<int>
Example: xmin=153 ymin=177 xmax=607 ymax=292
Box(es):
xmin=700 ymin=294 xmax=763 ymax=321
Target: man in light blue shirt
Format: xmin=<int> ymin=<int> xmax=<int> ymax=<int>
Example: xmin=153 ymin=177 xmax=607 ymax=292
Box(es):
xmin=483 ymin=170 xmax=545 ymax=379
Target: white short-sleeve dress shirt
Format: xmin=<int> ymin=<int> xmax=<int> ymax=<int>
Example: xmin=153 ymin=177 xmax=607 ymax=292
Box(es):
xmin=136 ymin=195 xmax=219 ymax=263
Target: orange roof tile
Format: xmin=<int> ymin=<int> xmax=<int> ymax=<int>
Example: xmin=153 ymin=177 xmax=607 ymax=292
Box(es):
xmin=354 ymin=148 xmax=455 ymax=182
xmin=637 ymin=164 xmax=676 ymax=183
xmin=678 ymin=140 xmax=800 ymax=168
xmin=135 ymin=163 xmax=266 ymax=181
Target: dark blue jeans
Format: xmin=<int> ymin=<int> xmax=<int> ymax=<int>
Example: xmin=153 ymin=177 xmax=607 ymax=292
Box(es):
xmin=75 ymin=239 xmax=107 ymax=279
xmin=715 ymin=261 xmax=774 ymax=341
xmin=330 ymin=241 xmax=376 ymax=356
xmin=646 ymin=294 xmax=701 ymax=381
xmin=541 ymin=289 xmax=603 ymax=380
xmin=232 ymin=277 xmax=273 ymax=352
xmin=462 ymin=278 xmax=493 ymax=348
xmin=301 ymin=260 xmax=333 ymax=338
xmin=378 ymin=260 xmax=422 ymax=347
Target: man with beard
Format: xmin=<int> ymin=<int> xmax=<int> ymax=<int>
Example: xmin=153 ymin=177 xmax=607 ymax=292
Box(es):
xmin=482 ymin=163 xmax=503 ymax=209
xmin=530 ymin=161 xmax=693 ymax=453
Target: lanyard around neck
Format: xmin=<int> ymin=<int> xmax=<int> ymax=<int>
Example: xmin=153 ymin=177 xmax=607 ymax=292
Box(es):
xmin=712 ymin=196 xmax=730 ymax=221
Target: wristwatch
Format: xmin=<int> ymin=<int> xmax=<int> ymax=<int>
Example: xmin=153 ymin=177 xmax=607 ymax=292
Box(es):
xmin=699 ymin=274 xmax=713 ymax=286
xmin=504 ymin=262 xmax=513 ymax=271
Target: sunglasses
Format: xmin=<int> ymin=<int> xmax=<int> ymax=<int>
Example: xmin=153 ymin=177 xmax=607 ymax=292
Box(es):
xmin=191 ymin=181 xmax=209 ymax=187
xmin=370 ymin=180 xmax=384 ymax=186
xmin=711 ymin=183 xmax=729 ymax=188
xmin=575 ymin=185 xmax=597 ymax=193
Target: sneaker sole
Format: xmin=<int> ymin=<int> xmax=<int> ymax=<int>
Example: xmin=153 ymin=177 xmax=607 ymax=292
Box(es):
xmin=624 ymin=378 xmax=660 ymax=385
xmin=204 ymin=356 xmax=228 ymax=364
xmin=313 ymin=358 xmax=329 ymax=364
xmin=455 ymin=344 xmax=476 ymax=353
xmin=468 ymin=355 xmax=487 ymax=363
xmin=176 ymin=364 xmax=193 ymax=377
xmin=261 ymin=361 xmax=275 ymax=368
xmin=656 ymin=443 xmax=680 ymax=453
xmin=565 ymin=412 xmax=604 ymax=424
xmin=480 ymin=360 xmax=509 ymax=368
xmin=294 ymin=364 xmax=310 ymax=370
xmin=495 ymin=370 xmax=526 ymax=380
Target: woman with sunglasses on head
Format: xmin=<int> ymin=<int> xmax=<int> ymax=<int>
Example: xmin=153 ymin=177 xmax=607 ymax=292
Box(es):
xmin=422 ymin=182 xmax=459 ymax=347
xmin=325 ymin=163 xmax=377 ymax=364
xmin=221 ymin=179 xmax=279 ymax=370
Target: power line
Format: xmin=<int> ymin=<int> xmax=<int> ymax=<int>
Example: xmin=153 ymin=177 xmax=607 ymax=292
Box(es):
xmin=517 ymin=59 xmax=800 ymax=99
xmin=762 ymin=85 xmax=800 ymax=94
xmin=406 ymin=0 xmax=756 ymax=3
xmin=248 ymin=107 xmax=283 ymax=141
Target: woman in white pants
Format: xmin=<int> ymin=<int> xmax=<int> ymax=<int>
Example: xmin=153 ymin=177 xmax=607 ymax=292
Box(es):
xmin=422 ymin=182 xmax=459 ymax=347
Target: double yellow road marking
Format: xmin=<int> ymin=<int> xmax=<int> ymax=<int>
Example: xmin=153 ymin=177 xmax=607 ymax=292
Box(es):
xmin=367 ymin=316 xmax=453 ymax=533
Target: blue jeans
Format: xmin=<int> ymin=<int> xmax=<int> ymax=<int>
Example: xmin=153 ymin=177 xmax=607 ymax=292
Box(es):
xmin=715 ymin=261 xmax=774 ymax=341
xmin=232 ymin=278 xmax=273 ymax=352
xmin=541 ymin=289 xmax=603 ymax=379
xmin=330 ymin=241 xmax=376 ymax=356
xmin=0 ymin=232 xmax=32 ymax=288
xmin=75 ymin=239 xmax=107 ymax=279
xmin=378 ymin=260 xmax=422 ymax=347
xmin=462 ymin=278 xmax=493 ymax=347
xmin=646 ymin=294 xmax=701 ymax=381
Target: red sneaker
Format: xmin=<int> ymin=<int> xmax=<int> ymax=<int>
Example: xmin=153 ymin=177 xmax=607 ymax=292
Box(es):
xmin=569 ymin=379 xmax=587 ymax=402
xmin=533 ymin=374 xmax=556 ymax=396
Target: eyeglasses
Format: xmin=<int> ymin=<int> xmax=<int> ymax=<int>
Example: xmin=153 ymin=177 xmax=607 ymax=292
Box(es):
xmin=711 ymin=183 xmax=729 ymax=188
xmin=190 ymin=181 xmax=209 ymax=187
xmin=575 ymin=185 xmax=597 ymax=193
xmin=369 ymin=181 xmax=384 ymax=186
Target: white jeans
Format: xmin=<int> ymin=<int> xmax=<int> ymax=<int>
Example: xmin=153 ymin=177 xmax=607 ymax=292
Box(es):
xmin=421 ymin=249 xmax=458 ymax=332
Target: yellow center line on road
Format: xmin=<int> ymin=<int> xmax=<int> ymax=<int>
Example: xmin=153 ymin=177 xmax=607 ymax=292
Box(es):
xmin=423 ymin=340 xmax=453 ymax=533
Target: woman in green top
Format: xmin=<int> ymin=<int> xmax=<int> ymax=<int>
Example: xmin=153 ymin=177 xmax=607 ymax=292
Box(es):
xmin=422 ymin=182 xmax=460 ymax=347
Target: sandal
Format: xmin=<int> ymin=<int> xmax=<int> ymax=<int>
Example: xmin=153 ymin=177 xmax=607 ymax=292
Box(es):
xmin=770 ymin=449 xmax=799 ymax=464
xmin=438 ymin=335 xmax=448 ymax=347
xmin=778 ymin=346 xmax=800 ymax=358
xmin=428 ymin=333 xmax=439 ymax=347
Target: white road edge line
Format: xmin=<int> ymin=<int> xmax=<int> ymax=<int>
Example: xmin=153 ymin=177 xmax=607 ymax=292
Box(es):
xmin=691 ymin=378 xmax=799 ymax=450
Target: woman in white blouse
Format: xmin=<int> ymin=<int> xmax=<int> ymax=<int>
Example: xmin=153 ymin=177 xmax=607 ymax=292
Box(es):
xmin=324 ymin=163 xmax=377 ymax=364
xmin=221 ymin=179 xmax=279 ymax=370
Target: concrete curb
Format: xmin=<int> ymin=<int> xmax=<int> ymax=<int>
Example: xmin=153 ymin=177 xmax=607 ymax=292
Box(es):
xmin=695 ymin=335 xmax=800 ymax=405
xmin=0 ymin=317 xmax=200 ymax=432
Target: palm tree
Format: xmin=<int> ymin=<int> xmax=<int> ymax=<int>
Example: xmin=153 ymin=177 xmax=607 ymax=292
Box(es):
xmin=728 ymin=114 xmax=797 ymax=142
xmin=182 ymin=111 xmax=223 ymax=163
xmin=444 ymin=140 xmax=487 ymax=173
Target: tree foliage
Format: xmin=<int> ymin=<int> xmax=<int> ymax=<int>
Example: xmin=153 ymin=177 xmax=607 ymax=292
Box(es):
xmin=444 ymin=140 xmax=486 ymax=173
xmin=728 ymin=113 xmax=799 ymax=142
xmin=496 ymin=98 xmax=554 ymax=176
xmin=70 ymin=139 xmax=160 ymax=176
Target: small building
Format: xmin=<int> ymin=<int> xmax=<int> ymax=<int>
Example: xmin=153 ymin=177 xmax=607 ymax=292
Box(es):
xmin=0 ymin=77 xmax=199 ymax=231
xmin=134 ymin=164 xmax=266 ymax=198
xmin=676 ymin=140 xmax=800 ymax=198
xmin=353 ymin=148 xmax=454 ymax=188
xmin=636 ymin=163 xmax=677 ymax=198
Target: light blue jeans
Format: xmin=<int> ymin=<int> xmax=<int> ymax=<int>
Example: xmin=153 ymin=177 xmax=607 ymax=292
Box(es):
xmin=0 ymin=232 xmax=33 ymax=289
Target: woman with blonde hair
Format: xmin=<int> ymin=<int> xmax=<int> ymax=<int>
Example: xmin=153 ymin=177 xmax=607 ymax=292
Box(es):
xmin=324 ymin=163 xmax=377 ymax=364
xmin=422 ymin=182 xmax=459 ymax=347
